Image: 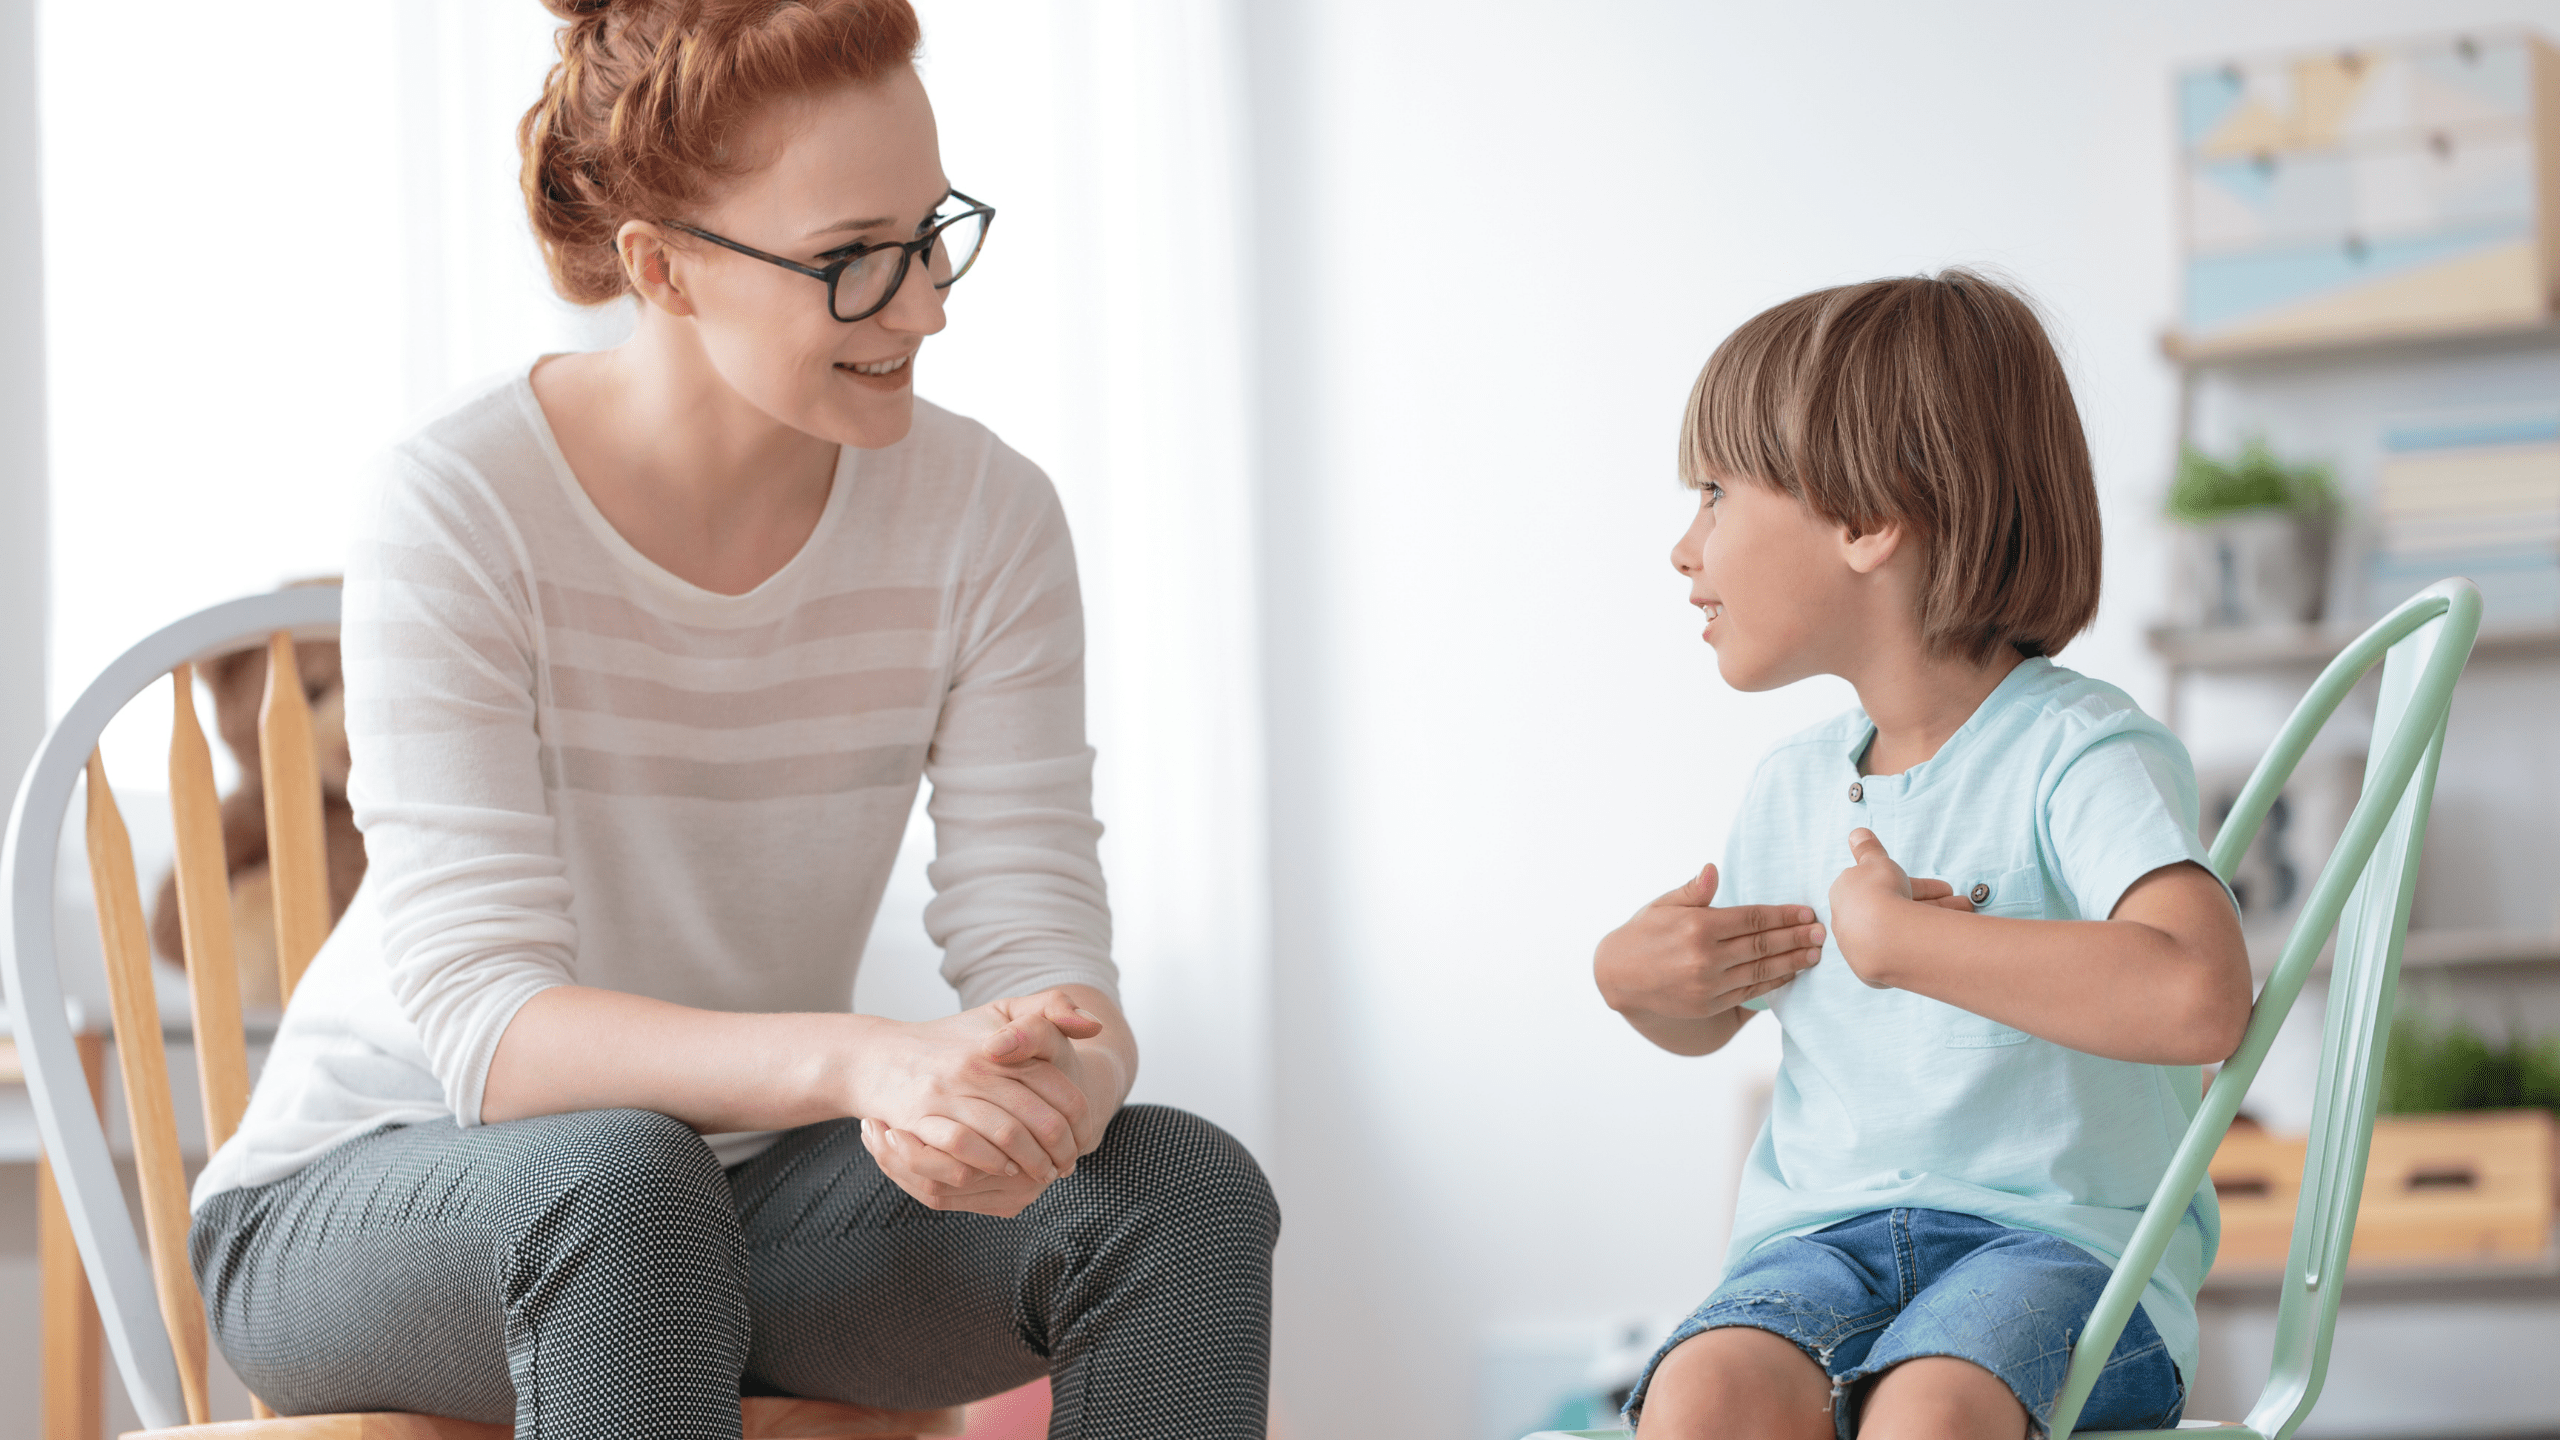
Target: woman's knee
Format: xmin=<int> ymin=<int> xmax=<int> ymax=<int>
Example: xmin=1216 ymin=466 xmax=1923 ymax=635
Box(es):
xmin=1083 ymin=1103 xmax=1280 ymax=1249
xmin=491 ymin=1108 xmax=740 ymax=1256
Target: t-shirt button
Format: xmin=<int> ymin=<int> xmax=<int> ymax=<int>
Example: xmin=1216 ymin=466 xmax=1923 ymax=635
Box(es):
xmin=1847 ymin=782 xmax=1865 ymax=802
xmin=1969 ymin=882 xmax=1992 ymax=905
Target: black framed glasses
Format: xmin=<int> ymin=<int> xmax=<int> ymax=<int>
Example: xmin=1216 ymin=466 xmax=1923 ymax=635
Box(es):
xmin=666 ymin=189 xmax=994 ymax=324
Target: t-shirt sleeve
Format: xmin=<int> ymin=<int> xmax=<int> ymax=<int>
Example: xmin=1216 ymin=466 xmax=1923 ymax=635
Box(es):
xmin=2040 ymin=724 xmax=2225 ymax=923
xmin=922 ymin=441 xmax=1119 ymax=1008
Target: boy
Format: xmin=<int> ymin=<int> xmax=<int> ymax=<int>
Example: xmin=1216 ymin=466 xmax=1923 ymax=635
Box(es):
xmin=1594 ymin=272 xmax=2250 ymax=1439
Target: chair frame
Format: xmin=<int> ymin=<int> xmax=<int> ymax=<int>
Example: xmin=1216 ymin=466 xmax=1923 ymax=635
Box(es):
xmin=2059 ymin=578 xmax=2481 ymax=1438
xmin=6 ymin=589 xmax=959 ymax=1438
xmin=5 ymin=588 xmax=341 ymax=1429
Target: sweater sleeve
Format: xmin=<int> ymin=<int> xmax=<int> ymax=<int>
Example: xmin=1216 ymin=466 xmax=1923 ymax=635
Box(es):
xmin=921 ymin=441 xmax=1119 ymax=1008
xmin=342 ymin=448 xmax=577 ymax=1126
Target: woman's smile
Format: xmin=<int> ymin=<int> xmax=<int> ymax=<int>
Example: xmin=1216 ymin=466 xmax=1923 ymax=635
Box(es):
xmin=836 ymin=350 xmax=916 ymax=389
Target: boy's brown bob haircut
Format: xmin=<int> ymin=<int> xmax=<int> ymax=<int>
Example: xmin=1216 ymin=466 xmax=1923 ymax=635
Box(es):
xmin=1680 ymin=269 xmax=2102 ymax=664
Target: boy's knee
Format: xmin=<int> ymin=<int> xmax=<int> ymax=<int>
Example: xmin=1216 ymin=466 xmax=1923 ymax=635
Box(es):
xmin=1855 ymin=1356 xmax=2027 ymax=1440
xmin=1638 ymin=1328 xmax=1833 ymax=1440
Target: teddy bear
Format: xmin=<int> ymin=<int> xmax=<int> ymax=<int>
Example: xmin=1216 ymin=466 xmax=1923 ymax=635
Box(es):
xmin=148 ymin=588 xmax=366 ymax=1012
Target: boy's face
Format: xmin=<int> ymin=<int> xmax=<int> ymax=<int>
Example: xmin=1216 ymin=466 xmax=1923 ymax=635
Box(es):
xmin=1670 ymin=472 xmax=1864 ymax=691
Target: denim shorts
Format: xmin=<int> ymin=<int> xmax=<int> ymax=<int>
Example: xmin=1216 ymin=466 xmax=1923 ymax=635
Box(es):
xmin=1627 ymin=1209 xmax=2184 ymax=1439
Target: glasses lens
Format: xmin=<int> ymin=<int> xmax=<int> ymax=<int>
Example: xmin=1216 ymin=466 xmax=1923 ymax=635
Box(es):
xmin=831 ymin=249 xmax=904 ymax=322
xmin=928 ymin=210 xmax=988 ymax=288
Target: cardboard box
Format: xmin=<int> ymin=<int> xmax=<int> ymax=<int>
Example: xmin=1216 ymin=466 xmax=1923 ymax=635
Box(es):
xmin=2209 ymin=1109 xmax=2557 ymax=1268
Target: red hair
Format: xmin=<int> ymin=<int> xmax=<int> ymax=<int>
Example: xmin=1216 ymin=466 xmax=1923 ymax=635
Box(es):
xmin=520 ymin=0 xmax=924 ymax=305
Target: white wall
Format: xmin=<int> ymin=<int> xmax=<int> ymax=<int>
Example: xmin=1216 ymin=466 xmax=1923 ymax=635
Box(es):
xmin=1241 ymin=3 xmax=2560 ymax=1435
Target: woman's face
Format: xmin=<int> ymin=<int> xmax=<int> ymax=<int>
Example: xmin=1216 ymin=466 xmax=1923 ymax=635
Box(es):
xmin=660 ymin=66 xmax=953 ymax=449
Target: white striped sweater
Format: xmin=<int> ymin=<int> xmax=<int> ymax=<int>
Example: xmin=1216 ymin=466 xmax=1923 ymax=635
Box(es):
xmin=194 ymin=368 xmax=1116 ymax=1207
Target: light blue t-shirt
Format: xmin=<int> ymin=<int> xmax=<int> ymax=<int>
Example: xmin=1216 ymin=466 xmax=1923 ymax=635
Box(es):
xmin=1726 ymin=657 xmax=2223 ymax=1382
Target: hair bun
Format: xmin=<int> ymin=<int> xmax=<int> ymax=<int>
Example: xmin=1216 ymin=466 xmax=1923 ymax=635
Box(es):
xmin=519 ymin=0 xmax=922 ymax=306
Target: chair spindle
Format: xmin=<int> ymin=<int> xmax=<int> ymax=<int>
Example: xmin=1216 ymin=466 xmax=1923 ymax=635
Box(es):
xmin=260 ymin=632 xmax=333 ymax=1003
xmin=171 ymin=662 xmax=255 ymax=1152
xmin=84 ymin=752 xmax=214 ymax=1425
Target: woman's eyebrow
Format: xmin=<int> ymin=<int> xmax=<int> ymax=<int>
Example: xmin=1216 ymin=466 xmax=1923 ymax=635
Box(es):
xmin=804 ymin=215 xmax=898 ymax=239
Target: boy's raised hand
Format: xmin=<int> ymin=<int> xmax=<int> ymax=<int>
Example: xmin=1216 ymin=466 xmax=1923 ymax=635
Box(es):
xmin=1829 ymin=828 xmax=1976 ymax=986
xmin=1593 ymin=862 xmax=1828 ymax=1025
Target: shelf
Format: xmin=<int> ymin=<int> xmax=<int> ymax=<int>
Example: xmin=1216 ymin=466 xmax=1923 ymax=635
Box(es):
xmin=2149 ymin=622 xmax=2560 ymax=673
xmin=2402 ymin=929 xmax=2560 ymax=971
xmin=2201 ymin=1251 xmax=2560 ymax=1304
xmin=2244 ymin=930 xmax=2560 ymax=985
xmin=2164 ymin=314 xmax=2560 ymax=369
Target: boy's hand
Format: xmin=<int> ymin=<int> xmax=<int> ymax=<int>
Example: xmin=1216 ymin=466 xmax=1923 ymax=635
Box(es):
xmin=1829 ymin=828 xmax=1975 ymax=987
xmin=1593 ymin=863 xmax=1827 ymax=1021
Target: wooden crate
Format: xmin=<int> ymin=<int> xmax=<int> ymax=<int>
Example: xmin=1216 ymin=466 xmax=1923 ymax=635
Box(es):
xmin=2209 ymin=1109 xmax=2557 ymax=1268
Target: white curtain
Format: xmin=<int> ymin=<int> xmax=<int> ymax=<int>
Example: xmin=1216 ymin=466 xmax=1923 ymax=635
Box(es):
xmin=2 ymin=0 xmax=46 ymax=787
xmin=886 ymin=1 xmax=1274 ymax=1155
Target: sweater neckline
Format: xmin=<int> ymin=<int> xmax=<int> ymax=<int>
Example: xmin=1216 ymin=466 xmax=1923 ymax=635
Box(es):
xmin=513 ymin=359 xmax=854 ymax=619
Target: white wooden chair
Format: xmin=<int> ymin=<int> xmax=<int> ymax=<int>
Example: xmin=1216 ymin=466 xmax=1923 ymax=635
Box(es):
xmin=2 ymin=589 xmax=961 ymax=1439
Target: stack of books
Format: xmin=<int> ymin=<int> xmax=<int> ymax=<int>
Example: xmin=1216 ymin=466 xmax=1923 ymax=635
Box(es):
xmin=2369 ymin=415 xmax=2560 ymax=625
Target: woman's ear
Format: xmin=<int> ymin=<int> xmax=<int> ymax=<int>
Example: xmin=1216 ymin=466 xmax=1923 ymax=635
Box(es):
xmin=1839 ymin=519 xmax=1906 ymax=576
xmin=617 ymin=221 xmax=697 ymax=318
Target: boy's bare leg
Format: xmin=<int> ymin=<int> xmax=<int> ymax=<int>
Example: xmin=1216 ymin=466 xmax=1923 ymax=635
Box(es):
xmin=1856 ymin=1356 xmax=2029 ymax=1440
xmin=1636 ymin=1327 xmax=1833 ymax=1440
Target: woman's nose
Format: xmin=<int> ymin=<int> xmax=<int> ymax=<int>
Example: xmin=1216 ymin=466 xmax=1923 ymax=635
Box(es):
xmin=879 ymin=263 xmax=949 ymax=338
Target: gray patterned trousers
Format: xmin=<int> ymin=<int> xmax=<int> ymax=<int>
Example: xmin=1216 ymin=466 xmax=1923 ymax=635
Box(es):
xmin=189 ymin=1104 xmax=1278 ymax=1439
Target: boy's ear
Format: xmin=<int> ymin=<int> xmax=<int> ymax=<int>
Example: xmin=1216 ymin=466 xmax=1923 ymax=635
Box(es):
xmin=1839 ymin=519 xmax=1906 ymax=576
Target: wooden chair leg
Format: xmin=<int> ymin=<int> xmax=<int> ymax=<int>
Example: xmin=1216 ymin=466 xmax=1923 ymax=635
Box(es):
xmin=40 ymin=1031 xmax=109 ymax=1440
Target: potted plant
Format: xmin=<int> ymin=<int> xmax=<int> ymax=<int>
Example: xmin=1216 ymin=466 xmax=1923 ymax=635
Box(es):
xmin=2166 ymin=437 xmax=2340 ymax=629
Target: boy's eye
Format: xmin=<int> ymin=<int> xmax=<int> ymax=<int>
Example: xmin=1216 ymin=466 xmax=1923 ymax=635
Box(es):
xmin=1704 ymin=482 xmax=1724 ymax=507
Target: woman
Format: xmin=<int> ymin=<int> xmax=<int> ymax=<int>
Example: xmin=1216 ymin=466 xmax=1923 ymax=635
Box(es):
xmin=185 ymin=3 xmax=1277 ymax=1435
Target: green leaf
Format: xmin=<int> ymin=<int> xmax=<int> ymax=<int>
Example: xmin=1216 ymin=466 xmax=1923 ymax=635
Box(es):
xmin=2166 ymin=435 xmax=2338 ymax=524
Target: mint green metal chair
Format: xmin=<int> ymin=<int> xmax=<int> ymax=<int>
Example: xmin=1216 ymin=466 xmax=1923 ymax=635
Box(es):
xmin=2059 ymin=580 xmax=2479 ymax=1436
xmin=1528 ymin=577 xmax=2484 ymax=1440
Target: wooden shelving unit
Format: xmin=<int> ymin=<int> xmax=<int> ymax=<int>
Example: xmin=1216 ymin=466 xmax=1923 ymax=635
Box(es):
xmin=2166 ymin=294 xmax=2560 ymax=1390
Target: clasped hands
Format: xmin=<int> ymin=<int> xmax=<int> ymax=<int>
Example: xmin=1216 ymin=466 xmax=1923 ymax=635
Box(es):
xmin=1596 ymin=829 xmax=1973 ymax=1028
xmin=851 ymin=988 xmax=1116 ymax=1218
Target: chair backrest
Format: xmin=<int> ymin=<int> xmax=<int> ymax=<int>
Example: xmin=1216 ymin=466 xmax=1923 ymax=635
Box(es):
xmin=2049 ymin=578 xmax=2483 ymax=1440
xmin=1 ymin=587 xmax=344 ymax=1431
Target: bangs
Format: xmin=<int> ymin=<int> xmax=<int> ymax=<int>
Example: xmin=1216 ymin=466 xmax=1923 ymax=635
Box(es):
xmin=1677 ymin=293 xmax=1836 ymax=518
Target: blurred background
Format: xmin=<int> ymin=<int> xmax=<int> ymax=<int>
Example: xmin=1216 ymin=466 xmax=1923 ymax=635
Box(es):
xmin=6 ymin=2 xmax=2560 ymax=1438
